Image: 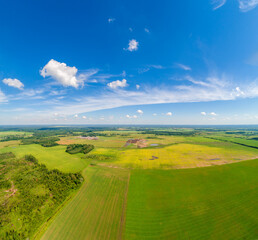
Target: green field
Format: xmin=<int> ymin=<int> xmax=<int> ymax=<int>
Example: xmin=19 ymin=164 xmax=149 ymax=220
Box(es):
xmin=0 ymin=144 xmax=87 ymax=172
xmin=40 ymin=166 xmax=130 ymax=240
xmin=125 ymin=160 xmax=258 ymax=240
xmin=1 ymin=127 xmax=258 ymax=240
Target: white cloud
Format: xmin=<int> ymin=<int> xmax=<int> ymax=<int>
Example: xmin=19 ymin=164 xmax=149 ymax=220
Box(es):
xmin=144 ymin=28 xmax=150 ymax=33
xmin=201 ymin=112 xmax=207 ymax=116
xmin=138 ymin=65 xmax=164 ymax=74
xmin=0 ymin=89 xmax=7 ymax=103
xmin=175 ymin=63 xmax=191 ymax=71
xmin=212 ymin=0 xmax=227 ymax=10
xmin=108 ymin=18 xmax=115 ymax=23
xmin=126 ymin=39 xmax=139 ymax=52
xmin=234 ymin=87 xmax=245 ymax=96
xmin=210 ymin=112 xmax=217 ymax=116
xmin=137 ymin=109 xmax=143 ymax=114
xmin=166 ymin=112 xmax=172 ymax=116
xmin=74 ymin=114 xmax=78 ymax=118
xmin=41 ymin=74 xmax=258 ymax=118
xmin=40 ymin=59 xmax=80 ymax=88
xmin=153 ymin=113 xmax=157 ymax=116
xmin=129 ymin=27 xmax=133 ymax=32
xmin=126 ymin=114 xmax=137 ymax=119
xmin=239 ymin=0 xmax=258 ymax=11
xmin=3 ymin=78 xmax=24 ymax=90
xmin=82 ymin=116 xmax=87 ymax=119
xmin=107 ymin=79 xmax=128 ymax=89
xmin=136 ymin=84 xmax=140 ymax=90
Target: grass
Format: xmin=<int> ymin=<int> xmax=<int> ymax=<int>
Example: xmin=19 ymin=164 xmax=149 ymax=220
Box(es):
xmin=40 ymin=166 xmax=130 ymax=240
xmin=114 ymin=143 xmax=258 ymax=169
xmin=0 ymin=144 xmax=87 ymax=173
xmin=125 ymin=159 xmax=258 ymax=240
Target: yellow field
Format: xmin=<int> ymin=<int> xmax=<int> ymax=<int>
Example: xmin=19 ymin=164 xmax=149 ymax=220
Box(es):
xmin=0 ymin=140 xmax=20 ymax=149
xmin=111 ymin=143 xmax=258 ymax=169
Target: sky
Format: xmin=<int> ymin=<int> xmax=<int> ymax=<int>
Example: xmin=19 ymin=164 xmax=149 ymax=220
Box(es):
xmin=1 ymin=0 xmax=258 ymax=125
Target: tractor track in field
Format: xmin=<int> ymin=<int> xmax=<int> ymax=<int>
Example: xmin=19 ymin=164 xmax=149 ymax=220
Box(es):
xmin=118 ymin=171 xmax=131 ymax=240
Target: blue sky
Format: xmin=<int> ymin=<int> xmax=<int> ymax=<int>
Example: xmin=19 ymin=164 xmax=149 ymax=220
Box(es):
xmin=1 ymin=0 xmax=258 ymax=125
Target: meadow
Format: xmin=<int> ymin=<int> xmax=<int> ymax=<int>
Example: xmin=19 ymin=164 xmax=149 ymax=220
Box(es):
xmin=0 ymin=144 xmax=87 ymax=172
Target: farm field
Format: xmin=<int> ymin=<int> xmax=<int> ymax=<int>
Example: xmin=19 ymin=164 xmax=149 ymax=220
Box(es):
xmin=125 ymin=160 xmax=258 ymax=240
xmin=112 ymin=142 xmax=258 ymax=169
xmin=0 ymin=126 xmax=258 ymax=240
xmin=0 ymin=144 xmax=87 ymax=172
xmin=40 ymin=166 xmax=130 ymax=240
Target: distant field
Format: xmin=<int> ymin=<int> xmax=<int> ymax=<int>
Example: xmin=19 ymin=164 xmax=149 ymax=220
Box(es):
xmin=58 ymin=136 xmax=126 ymax=148
xmin=208 ymin=135 xmax=258 ymax=148
xmin=113 ymin=143 xmax=258 ymax=169
xmin=125 ymin=159 xmax=258 ymax=240
xmin=40 ymin=166 xmax=130 ymax=240
xmin=0 ymin=131 xmax=32 ymax=136
xmin=0 ymin=144 xmax=87 ymax=172
xmin=0 ymin=140 xmax=20 ymax=148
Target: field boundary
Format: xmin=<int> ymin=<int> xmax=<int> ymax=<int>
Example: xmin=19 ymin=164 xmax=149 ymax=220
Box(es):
xmin=118 ymin=170 xmax=131 ymax=240
xmin=32 ymin=179 xmax=84 ymax=240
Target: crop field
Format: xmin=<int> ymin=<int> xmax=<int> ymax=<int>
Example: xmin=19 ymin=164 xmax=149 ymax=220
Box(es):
xmin=0 ymin=140 xmax=20 ymax=148
xmin=112 ymin=143 xmax=258 ymax=169
xmin=0 ymin=144 xmax=87 ymax=172
xmin=125 ymin=160 xmax=258 ymax=240
xmin=41 ymin=166 xmax=130 ymax=240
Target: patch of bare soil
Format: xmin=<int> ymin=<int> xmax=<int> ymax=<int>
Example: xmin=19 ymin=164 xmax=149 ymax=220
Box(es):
xmin=3 ymin=181 xmax=17 ymax=205
xmin=124 ymin=139 xmax=148 ymax=148
xmin=149 ymin=156 xmax=159 ymax=160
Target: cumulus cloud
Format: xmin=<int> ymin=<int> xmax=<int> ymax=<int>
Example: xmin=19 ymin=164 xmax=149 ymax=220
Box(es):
xmin=210 ymin=112 xmax=217 ymax=116
xmin=166 ymin=112 xmax=172 ymax=116
xmin=212 ymin=0 xmax=227 ymax=10
xmin=136 ymin=84 xmax=140 ymax=90
xmin=3 ymin=78 xmax=24 ymax=90
xmin=107 ymin=79 xmax=128 ymax=89
xmin=153 ymin=113 xmax=157 ymax=116
xmin=82 ymin=116 xmax=87 ymax=119
xmin=201 ymin=112 xmax=207 ymax=116
xmin=108 ymin=18 xmax=115 ymax=23
xmin=126 ymin=114 xmax=130 ymax=118
xmin=239 ymin=0 xmax=258 ymax=11
xmin=125 ymin=39 xmax=139 ymax=52
xmin=137 ymin=109 xmax=143 ymax=114
xmin=40 ymin=59 xmax=80 ymax=88
xmin=74 ymin=114 xmax=78 ymax=118
xmin=175 ymin=63 xmax=191 ymax=71
xmin=133 ymin=115 xmax=137 ymax=118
